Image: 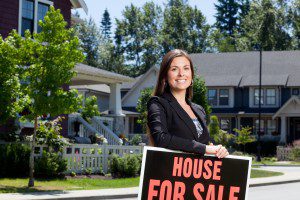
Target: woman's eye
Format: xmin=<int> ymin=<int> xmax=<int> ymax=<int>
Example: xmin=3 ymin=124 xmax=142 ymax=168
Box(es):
xmin=171 ymin=68 xmax=177 ymax=71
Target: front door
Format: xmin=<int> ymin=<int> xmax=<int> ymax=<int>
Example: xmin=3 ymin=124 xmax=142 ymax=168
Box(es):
xmin=290 ymin=118 xmax=300 ymax=143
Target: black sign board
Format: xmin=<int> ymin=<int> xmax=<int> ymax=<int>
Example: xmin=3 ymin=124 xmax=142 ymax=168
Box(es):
xmin=138 ymin=146 xmax=251 ymax=200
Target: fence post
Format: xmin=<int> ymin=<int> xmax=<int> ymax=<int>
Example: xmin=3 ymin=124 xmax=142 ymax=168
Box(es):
xmin=102 ymin=143 xmax=108 ymax=174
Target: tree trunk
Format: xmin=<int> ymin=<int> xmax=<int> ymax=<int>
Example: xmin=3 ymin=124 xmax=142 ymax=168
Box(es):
xmin=28 ymin=117 xmax=37 ymax=187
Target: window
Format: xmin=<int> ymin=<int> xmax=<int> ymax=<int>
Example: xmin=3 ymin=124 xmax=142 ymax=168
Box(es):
xmin=208 ymin=89 xmax=217 ymax=106
xmin=292 ymin=88 xmax=299 ymax=96
xmin=255 ymin=119 xmax=265 ymax=135
xmin=220 ymin=118 xmax=231 ymax=132
xmin=254 ymin=89 xmax=264 ymax=105
xmin=267 ymin=120 xmax=276 ymax=135
xmin=254 ymin=118 xmax=277 ymax=135
xmin=21 ymin=0 xmax=34 ymax=36
xmin=19 ymin=0 xmax=53 ymax=36
xmin=37 ymin=2 xmax=49 ymax=33
xmin=219 ymin=89 xmax=229 ymax=106
xmin=266 ymin=89 xmax=276 ymax=105
xmin=208 ymin=88 xmax=230 ymax=107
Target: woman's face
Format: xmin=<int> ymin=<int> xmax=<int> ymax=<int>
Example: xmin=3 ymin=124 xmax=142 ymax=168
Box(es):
xmin=166 ymin=56 xmax=192 ymax=93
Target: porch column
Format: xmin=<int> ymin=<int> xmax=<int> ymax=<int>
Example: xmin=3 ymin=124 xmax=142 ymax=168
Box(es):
xmin=237 ymin=116 xmax=241 ymax=130
xmin=280 ymin=116 xmax=287 ymax=144
xmin=124 ymin=116 xmax=129 ymax=136
xmin=108 ymin=83 xmax=125 ymax=136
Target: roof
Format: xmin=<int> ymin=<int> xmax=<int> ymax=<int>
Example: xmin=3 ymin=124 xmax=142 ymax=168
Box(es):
xmin=121 ymin=74 xmax=143 ymax=89
xmin=71 ymin=63 xmax=135 ymax=85
xmin=190 ymin=51 xmax=300 ymax=87
xmin=273 ymin=96 xmax=300 ymax=119
xmin=71 ymin=84 xmax=110 ymax=94
xmin=70 ymin=0 xmax=88 ymax=14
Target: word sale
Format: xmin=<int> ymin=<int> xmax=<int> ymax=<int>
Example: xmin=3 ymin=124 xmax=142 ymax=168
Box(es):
xmin=147 ymin=156 xmax=241 ymax=200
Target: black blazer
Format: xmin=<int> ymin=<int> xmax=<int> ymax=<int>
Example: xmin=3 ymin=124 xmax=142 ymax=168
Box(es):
xmin=147 ymin=91 xmax=211 ymax=154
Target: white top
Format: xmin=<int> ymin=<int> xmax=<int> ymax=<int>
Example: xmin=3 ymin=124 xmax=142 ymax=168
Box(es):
xmin=192 ymin=118 xmax=203 ymax=138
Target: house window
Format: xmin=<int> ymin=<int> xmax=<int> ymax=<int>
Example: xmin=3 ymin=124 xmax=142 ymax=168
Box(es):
xmin=21 ymin=0 xmax=34 ymax=36
xmin=266 ymin=89 xmax=276 ymax=105
xmin=208 ymin=88 xmax=230 ymax=106
xmin=219 ymin=89 xmax=229 ymax=106
xmin=255 ymin=119 xmax=265 ymax=135
xmin=19 ymin=0 xmax=53 ymax=36
xmin=267 ymin=119 xmax=276 ymax=135
xmin=292 ymin=88 xmax=299 ymax=96
xmin=254 ymin=89 xmax=264 ymax=105
xmin=37 ymin=2 xmax=49 ymax=33
xmin=208 ymin=89 xmax=217 ymax=106
xmin=220 ymin=118 xmax=231 ymax=132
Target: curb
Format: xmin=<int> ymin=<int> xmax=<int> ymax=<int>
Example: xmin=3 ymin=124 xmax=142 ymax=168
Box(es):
xmin=46 ymin=194 xmax=138 ymax=200
xmin=252 ymin=164 xmax=300 ymax=167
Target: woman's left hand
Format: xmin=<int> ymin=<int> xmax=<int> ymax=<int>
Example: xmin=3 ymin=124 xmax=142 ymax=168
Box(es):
xmin=216 ymin=146 xmax=229 ymax=158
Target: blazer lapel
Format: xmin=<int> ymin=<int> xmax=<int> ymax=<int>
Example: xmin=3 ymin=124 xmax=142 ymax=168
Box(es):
xmin=162 ymin=92 xmax=198 ymax=139
xmin=188 ymin=101 xmax=209 ymax=135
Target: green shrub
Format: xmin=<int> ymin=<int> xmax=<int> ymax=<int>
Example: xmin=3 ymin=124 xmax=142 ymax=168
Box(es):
xmin=0 ymin=143 xmax=30 ymax=177
xmin=70 ymin=171 xmax=76 ymax=177
xmin=83 ymin=168 xmax=92 ymax=175
xmin=291 ymin=147 xmax=300 ymax=161
xmin=208 ymin=115 xmax=220 ymax=141
xmin=109 ymin=154 xmax=141 ymax=178
xmin=35 ymin=151 xmax=67 ymax=178
xmin=130 ymin=135 xmax=142 ymax=145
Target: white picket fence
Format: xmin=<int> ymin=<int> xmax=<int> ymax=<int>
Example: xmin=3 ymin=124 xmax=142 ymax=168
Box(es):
xmin=33 ymin=143 xmax=145 ymax=174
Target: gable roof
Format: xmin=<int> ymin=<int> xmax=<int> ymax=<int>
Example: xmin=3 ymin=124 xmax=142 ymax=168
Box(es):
xmin=190 ymin=51 xmax=300 ymax=87
xmin=70 ymin=0 xmax=88 ymax=14
xmin=273 ymin=96 xmax=300 ymax=119
xmin=121 ymin=65 xmax=159 ymax=102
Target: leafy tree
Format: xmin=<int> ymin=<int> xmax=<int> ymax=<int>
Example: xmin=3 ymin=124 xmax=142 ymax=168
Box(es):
xmin=290 ymin=0 xmax=300 ymax=49
xmin=236 ymin=0 xmax=292 ymax=51
xmin=215 ymin=129 xmax=236 ymax=148
xmin=161 ymin=0 xmax=210 ymax=54
xmin=0 ymin=32 xmax=29 ymax=124
xmin=74 ymin=17 xmax=101 ymax=67
xmin=192 ymin=76 xmax=211 ymax=116
xmin=136 ymin=87 xmax=154 ymax=133
xmin=81 ymin=95 xmax=101 ymax=123
xmin=18 ymin=6 xmax=84 ymax=187
xmin=208 ymin=115 xmax=220 ymax=142
xmin=234 ymin=126 xmax=256 ymax=153
xmin=100 ymin=8 xmax=112 ymax=39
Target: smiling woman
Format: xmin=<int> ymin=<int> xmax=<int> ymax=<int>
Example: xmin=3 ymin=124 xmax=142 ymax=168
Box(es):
xmin=147 ymin=49 xmax=229 ymax=158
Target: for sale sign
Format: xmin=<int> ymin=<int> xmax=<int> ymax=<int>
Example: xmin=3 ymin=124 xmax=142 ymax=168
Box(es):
xmin=138 ymin=146 xmax=251 ymax=200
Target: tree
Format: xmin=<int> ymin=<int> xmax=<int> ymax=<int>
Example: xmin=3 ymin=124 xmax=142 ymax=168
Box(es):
xmin=234 ymin=126 xmax=256 ymax=153
xmin=161 ymin=0 xmax=210 ymax=54
xmin=74 ymin=17 xmax=101 ymax=67
xmin=236 ymin=0 xmax=292 ymax=51
xmin=215 ymin=0 xmax=239 ymax=36
xmin=215 ymin=129 xmax=236 ymax=148
xmin=81 ymin=95 xmax=100 ymax=123
xmin=136 ymin=87 xmax=154 ymax=133
xmin=290 ymin=0 xmax=300 ymax=49
xmin=0 ymin=32 xmax=28 ymax=124
xmin=100 ymin=8 xmax=112 ymax=39
xmin=208 ymin=115 xmax=220 ymax=142
xmin=192 ymin=76 xmax=211 ymax=116
xmin=19 ymin=6 xmax=84 ymax=187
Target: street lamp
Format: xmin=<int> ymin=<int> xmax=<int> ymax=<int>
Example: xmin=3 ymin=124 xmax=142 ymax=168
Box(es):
xmin=257 ymin=45 xmax=262 ymax=162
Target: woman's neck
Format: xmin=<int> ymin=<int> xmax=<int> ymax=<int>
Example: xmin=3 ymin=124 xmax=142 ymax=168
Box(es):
xmin=170 ymin=89 xmax=187 ymax=105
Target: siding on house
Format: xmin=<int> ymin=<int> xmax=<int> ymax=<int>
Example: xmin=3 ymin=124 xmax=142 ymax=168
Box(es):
xmin=0 ymin=0 xmax=19 ymax=38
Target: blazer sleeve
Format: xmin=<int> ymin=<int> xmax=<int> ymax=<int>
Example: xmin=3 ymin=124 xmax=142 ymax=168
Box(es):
xmin=147 ymin=97 xmax=206 ymax=154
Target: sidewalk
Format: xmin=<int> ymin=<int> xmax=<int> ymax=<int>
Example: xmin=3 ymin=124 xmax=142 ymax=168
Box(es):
xmin=1 ymin=166 xmax=300 ymax=200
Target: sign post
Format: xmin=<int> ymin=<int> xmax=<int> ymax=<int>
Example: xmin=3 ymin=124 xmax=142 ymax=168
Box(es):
xmin=138 ymin=146 xmax=252 ymax=200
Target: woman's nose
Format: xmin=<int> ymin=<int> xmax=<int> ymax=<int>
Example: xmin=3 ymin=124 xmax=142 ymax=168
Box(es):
xmin=178 ymin=69 xmax=184 ymax=76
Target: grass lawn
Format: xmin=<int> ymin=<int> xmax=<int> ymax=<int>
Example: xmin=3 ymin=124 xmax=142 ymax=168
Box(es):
xmin=0 ymin=177 xmax=140 ymax=193
xmin=252 ymin=160 xmax=300 ymax=166
xmin=250 ymin=169 xmax=283 ymax=178
xmin=0 ymin=168 xmax=283 ymax=194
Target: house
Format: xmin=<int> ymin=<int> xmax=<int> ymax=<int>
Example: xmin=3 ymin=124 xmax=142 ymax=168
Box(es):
xmin=0 ymin=0 xmax=135 ymax=144
xmin=124 ymin=51 xmax=300 ymax=145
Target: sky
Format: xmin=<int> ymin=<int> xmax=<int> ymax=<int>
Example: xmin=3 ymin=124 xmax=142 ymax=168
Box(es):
xmin=75 ymin=0 xmax=218 ymax=32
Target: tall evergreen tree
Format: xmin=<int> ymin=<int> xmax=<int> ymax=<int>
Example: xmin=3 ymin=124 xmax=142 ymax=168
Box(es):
xmin=100 ymin=8 xmax=112 ymax=39
xmin=290 ymin=0 xmax=300 ymax=49
xmin=215 ymin=0 xmax=240 ymax=36
xmin=236 ymin=0 xmax=292 ymax=51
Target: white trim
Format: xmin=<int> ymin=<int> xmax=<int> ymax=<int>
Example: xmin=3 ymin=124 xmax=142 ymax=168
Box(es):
xmin=249 ymin=86 xmax=280 ymax=108
xmin=121 ymin=66 xmax=159 ymax=103
xmin=207 ymin=87 xmax=234 ymax=108
xmin=273 ymin=96 xmax=300 ymax=119
xmin=70 ymin=0 xmax=88 ymax=14
xmin=18 ymin=0 xmax=53 ymax=35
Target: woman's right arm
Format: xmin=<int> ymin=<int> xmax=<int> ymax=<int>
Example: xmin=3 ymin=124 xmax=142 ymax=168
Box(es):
xmin=147 ymin=97 xmax=207 ymax=154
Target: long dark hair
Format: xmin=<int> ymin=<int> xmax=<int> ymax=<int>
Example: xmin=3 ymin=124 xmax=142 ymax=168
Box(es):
xmin=147 ymin=49 xmax=195 ymax=145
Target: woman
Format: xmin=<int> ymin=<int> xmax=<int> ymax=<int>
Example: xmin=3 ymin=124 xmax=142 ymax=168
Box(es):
xmin=147 ymin=49 xmax=228 ymax=158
